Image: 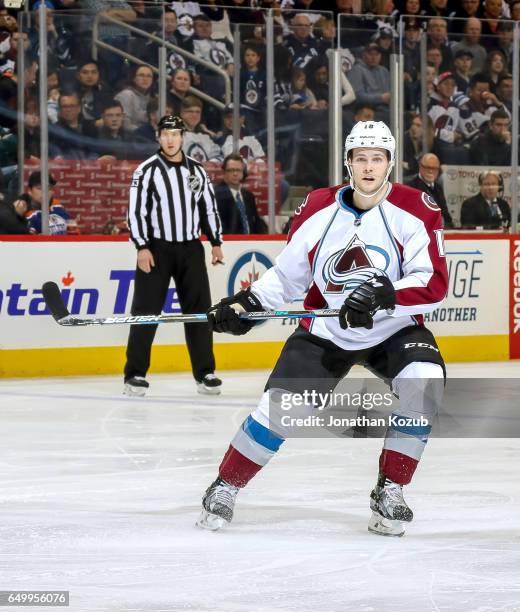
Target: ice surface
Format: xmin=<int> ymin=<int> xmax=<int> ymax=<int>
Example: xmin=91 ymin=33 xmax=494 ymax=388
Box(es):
xmin=1 ymin=363 xmax=520 ymax=611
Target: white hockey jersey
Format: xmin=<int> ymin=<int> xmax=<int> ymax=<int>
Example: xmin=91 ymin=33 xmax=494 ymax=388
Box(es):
xmin=251 ymin=183 xmax=448 ymax=350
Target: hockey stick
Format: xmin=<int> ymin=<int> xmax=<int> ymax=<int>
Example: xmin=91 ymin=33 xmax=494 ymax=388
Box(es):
xmin=42 ymin=281 xmax=340 ymax=327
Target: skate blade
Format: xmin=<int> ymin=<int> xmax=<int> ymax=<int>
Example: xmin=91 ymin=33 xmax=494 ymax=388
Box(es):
xmin=196 ymin=383 xmax=221 ymax=396
xmin=368 ymin=511 xmax=405 ymax=537
xmin=123 ymin=384 xmax=146 ymax=397
xmin=196 ymin=509 xmax=227 ymax=531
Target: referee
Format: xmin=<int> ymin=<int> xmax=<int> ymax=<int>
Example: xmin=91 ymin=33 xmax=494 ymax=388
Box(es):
xmin=124 ymin=114 xmax=224 ymax=396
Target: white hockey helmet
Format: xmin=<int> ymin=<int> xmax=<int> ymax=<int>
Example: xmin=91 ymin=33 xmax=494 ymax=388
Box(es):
xmin=344 ymin=121 xmax=395 ymax=166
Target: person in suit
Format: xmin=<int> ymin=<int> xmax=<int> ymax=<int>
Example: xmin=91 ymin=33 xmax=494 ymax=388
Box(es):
xmin=406 ymin=153 xmax=453 ymax=227
xmin=460 ymin=171 xmax=510 ymax=230
xmin=214 ymin=154 xmax=268 ymax=235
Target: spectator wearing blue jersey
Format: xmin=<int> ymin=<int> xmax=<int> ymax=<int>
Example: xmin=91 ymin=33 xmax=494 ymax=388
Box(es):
xmin=240 ymin=44 xmax=266 ymax=135
xmin=22 ymin=171 xmax=70 ymax=235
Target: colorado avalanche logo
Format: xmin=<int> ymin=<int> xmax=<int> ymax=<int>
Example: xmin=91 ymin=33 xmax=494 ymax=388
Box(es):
xmin=421 ymin=192 xmax=441 ymax=212
xmin=322 ymin=234 xmax=389 ymax=294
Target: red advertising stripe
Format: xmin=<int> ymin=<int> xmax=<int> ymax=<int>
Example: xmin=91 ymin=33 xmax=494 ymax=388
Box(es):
xmin=510 ymin=236 xmax=520 ymax=359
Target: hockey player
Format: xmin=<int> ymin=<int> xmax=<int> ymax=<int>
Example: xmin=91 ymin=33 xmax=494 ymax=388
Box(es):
xmin=197 ymin=121 xmax=448 ymax=537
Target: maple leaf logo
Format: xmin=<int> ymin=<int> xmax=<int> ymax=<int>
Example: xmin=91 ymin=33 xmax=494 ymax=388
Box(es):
xmin=240 ymin=271 xmax=259 ymax=290
xmin=62 ymin=271 xmax=75 ymax=286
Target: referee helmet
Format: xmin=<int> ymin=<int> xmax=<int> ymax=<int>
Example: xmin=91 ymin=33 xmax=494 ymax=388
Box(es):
xmin=157 ymin=114 xmax=186 ymax=134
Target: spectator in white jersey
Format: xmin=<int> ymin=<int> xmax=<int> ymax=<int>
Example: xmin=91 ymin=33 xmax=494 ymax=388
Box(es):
xmin=453 ymin=73 xmax=502 ymax=145
xmin=180 ymin=95 xmax=222 ymax=162
xmin=215 ymin=105 xmax=266 ymax=162
xmin=428 ymin=71 xmax=468 ymax=164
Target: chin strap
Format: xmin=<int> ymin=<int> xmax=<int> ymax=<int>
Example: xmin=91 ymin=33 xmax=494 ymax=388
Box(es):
xmin=346 ymin=162 xmax=394 ymax=198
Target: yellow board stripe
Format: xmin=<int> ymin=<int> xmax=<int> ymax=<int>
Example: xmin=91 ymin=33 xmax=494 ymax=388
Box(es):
xmin=0 ymin=335 xmax=510 ymax=378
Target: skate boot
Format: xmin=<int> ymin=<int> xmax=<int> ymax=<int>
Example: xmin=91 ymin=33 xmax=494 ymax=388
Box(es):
xmin=196 ymin=373 xmax=222 ymax=395
xmin=196 ymin=477 xmax=239 ymax=531
xmin=368 ymin=473 xmax=413 ymax=537
xmin=123 ymin=376 xmax=149 ymax=397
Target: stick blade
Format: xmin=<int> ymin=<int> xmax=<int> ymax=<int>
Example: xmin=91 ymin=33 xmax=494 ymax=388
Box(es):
xmin=42 ymin=281 xmax=70 ymax=321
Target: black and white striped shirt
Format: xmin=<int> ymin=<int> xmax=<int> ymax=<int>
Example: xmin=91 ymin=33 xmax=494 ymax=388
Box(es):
xmin=128 ymin=151 xmax=222 ymax=249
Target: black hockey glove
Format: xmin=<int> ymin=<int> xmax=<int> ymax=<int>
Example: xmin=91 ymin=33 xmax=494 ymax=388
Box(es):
xmin=207 ymin=289 xmax=264 ymax=335
xmin=339 ymin=275 xmax=396 ymax=330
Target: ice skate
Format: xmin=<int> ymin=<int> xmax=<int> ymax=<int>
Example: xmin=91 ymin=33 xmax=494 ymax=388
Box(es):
xmin=196 ymin=373 xmax=222 ymax=395
xmin=196 ymin=477 xmax=239 ymax=531
xmin=123 ymin=376 xmax=149 ymax=397
xmin=368 ymin=473 xmax=413 ymax=537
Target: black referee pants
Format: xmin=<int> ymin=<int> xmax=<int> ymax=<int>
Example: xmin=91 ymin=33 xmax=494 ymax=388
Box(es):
xmin=124 ymin=239 xmax=215 ymax=382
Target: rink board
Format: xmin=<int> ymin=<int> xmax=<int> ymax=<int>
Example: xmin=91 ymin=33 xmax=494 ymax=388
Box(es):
xmin=0 ymin=234 xmax=517 ymax=377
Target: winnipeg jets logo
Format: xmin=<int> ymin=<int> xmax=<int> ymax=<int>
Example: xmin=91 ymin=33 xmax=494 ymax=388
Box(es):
xmin=322 ymin=234 xmax=389 ymax=294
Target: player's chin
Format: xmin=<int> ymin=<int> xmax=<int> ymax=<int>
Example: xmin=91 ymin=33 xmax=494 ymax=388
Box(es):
xmin=360 ymin=179 xmax=382 ymax=193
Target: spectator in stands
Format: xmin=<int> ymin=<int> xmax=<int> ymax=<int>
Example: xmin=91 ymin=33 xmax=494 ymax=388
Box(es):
xmin=403 ymin=20 xmax=421 ymax=85
xmin=214 ymin=153 xmax=267 ymax=235
xmin=170 ymin=0 xmax=223 ymax=40
xmin=426 ymin=17 xmax=453 ymax=72
xmin=403 ymin=113 xmax=424 ymax=179
xmin=81 ymin=0 xmax=136 ymax=84
xmin=306 ymin=57 xmax=355 ymax=110
xmin=453 ymin=18 xmax=487 ymax=73
xmin=496 ymin=73 xmax=513 ymax=115
xmin=314 ymin=16 xmax=337 ymax=56
xmin=21 ymin=171 xmax=71 ymax=234
xmin=273 ymin=44 xmax=294 ymax=110
xmin=453 ymin=49 xmax=473 ymax=94
xmin=288 ymin=66 xmax=318 ymax=109
xmin=0 ymin=196 xmax=30 ymax=234
xmin=371 ymin=26 xmax=394 ymax=71
xmin=460 ymin=171 xmax=510 ymax=229
xmin=347 ymin=42 xmax=390 ymax=123
xmin=428 ymin=71 xmax=467 ymax=163
xmin=426 ymin=46 xmax=443 ymax=74
xmin=480 ymin=0 xmax=506 ymax=48
xmin=50 ymin=91 xmax=98 ymax=159
xmin=167 ymin=67 xmax=193 ymax=115
xmin=240 ymin=43 xmax=266 ymax=134
xmin=133 ymin=98 xmax=159 ymax=144
xmin=511 ymin=0 xmax=520 ymax=21
xmin=23 ymin=97 xmax=41 ymax=159
xmin=284 ymin=13 xmax=319 ymax=69
xmin=180 ymin=96 xmax=222 ymax=162
xmin=424 ymin=0 xmax=455 ymax=18
xmin=215 ymin=104 xmax=266 ymax=162
xmin=115 ymin=64 xmax=155 ymax=132
xmin=483 ymin=49 xmax=508 ymax=93
xmin=141 ymin=8 xmax=192 ymax=76
xmin=406 ymin=153 xmax=453 ymax=227
xmin=353 ymin=103 xmax=375 ymax=122
xmin=469 ymin=108 xmax=512 ymax=166
xmin=496 ymin=21 xmax=513 ymax=69
xmin=96 ymin=99 xmax=135 ymax=159
xmin=0 ymin=6 xmax=17 ymax=35
xmin=0 ymin=30 xmax=28 ymax=80
xmin=187 ymin=14 xmax=233 ymax=102
xmin=452 ymin=0 xmax=482 ymax=35
xmin=28 ymin=8 xmax=76 ymax=70
xmin=75 ymin=59 xmax=112 ymax=127
xmin=455 ymin=73 xmax=502 ymax=144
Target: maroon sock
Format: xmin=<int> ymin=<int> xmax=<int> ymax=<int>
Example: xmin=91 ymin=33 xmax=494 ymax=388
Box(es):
xmin=379 ymin=449 xmax=418 ymax=485
xmin=219 ymin=445 xmax=263 ymax=488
